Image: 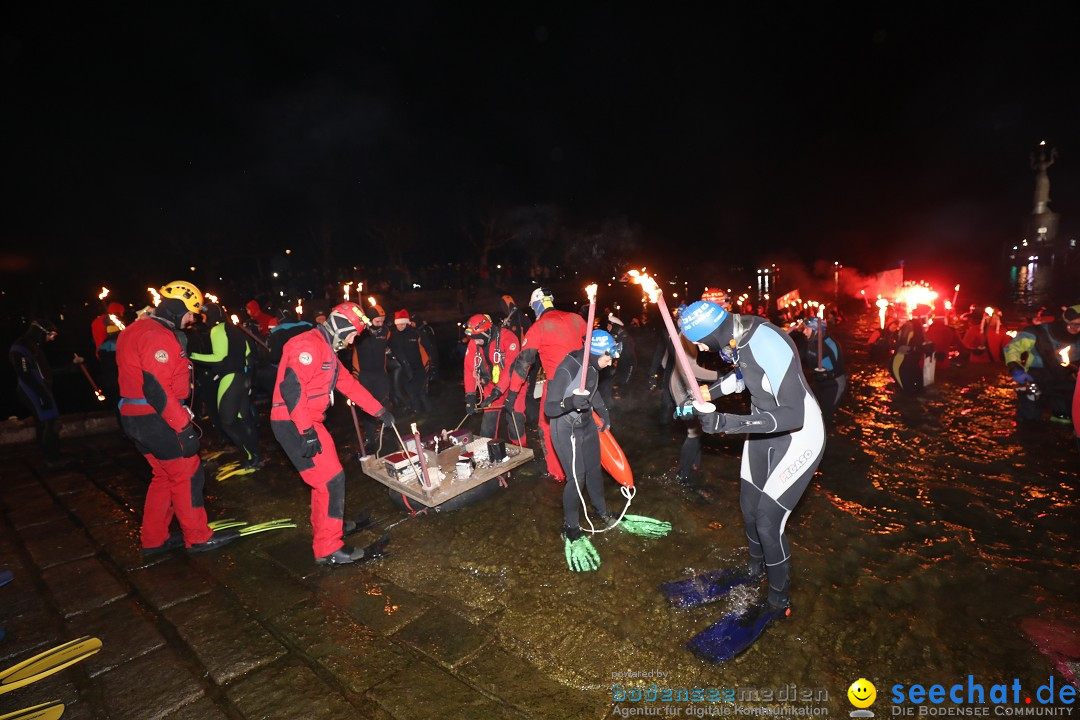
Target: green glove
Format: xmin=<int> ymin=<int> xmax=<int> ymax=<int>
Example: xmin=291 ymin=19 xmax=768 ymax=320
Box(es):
xmin=564 ymin=535 xmax=601 ymax=572
xmin=619 ymin=514 xmax=672 ymax=538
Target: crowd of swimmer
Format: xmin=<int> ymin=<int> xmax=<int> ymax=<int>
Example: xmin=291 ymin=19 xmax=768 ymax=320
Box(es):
xmin=864 ymin=301 xmax=1080 ymax=434
xmin=8 ymin=280 xmax=1079 ymax=661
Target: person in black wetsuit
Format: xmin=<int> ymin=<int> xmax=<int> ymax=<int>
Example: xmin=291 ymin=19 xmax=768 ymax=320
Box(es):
xmin=675 ymin=300 xmax=825 ymax=660
xmin=9 ymin=319 xmax=60 ymax=462
xmin=189 ymin=303 xmax=262 ymax=470
xmin=789 ymin=317 xmax=848 ymax=425
xmin=546 ymin=329 xmax=670 ymax=572
xmin=544 ymin=330 xmax=614 ymax=572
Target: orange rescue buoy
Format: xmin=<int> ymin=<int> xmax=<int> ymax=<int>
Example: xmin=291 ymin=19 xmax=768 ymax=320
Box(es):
xmin=593 ymin=411 xmax=633 ymax=488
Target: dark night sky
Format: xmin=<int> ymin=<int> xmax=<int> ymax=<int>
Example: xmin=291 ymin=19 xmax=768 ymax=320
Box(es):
xmin=4 ymin=3 xmax=1080 ymax=286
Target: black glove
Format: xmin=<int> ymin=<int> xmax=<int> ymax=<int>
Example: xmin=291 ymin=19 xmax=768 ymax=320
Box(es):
xmin=696 ymin=410 xmax=732 ymax=435
xmin=568 ymin=392 xmax=591 ymax=412
xmin=300 ymin=427 xmax=322 ymax=458
xmin=478 ymin=386 xmax=503 ymax=409
xmin=502 ymin=390 xmax=519 ymax=413
xmin=465 ymin=393 xmax=478 ymax=415
xmin=377 ymin=409 xmax=395 ymax=428
xmin=178 ymin=423 xmax=200 ymax=457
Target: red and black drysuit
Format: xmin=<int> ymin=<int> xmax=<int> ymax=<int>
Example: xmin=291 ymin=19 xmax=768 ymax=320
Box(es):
xmin=506 ymin=309 xmax=586 ymax=480
xmin=464 ymin=326 xmax=524 ymax=444
xmin=116 ymin=316 xmax=212 ymax=549
xmin=271 ymin=326 xmax=387 ymax=558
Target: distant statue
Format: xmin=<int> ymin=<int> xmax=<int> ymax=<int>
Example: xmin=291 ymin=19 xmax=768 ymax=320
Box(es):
xmin=1031 ymin=146 xmax=1057 ymax=214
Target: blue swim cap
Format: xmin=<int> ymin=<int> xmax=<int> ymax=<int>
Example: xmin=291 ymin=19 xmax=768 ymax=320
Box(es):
xmin=804 ymin=317 xmax=824 ymax=331
xmin=590 ymin=329 xmax=622 ymax=358
xmin=679 ymin=301 xmax=729 ymax=342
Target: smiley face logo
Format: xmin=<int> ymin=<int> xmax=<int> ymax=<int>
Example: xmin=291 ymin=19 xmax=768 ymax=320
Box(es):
xmin=847 ymin=678 xmax=876 ymax=708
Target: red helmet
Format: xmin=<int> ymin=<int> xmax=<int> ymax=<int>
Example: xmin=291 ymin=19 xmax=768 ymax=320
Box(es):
xmin=464 ymin=313 xmax=493 ymax=337
xmin=330 ymin=302 xmax=370 ymax=334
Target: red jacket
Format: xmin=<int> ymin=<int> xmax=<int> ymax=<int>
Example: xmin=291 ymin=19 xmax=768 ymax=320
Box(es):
xmin=115 ymin=317 xmax=192 ymax=431
xmin=464 ymin=327 xmax=520 ymax=401
xmin=508 ymin=309 xmax=586 ymax=393
xmin=271 ymin=327 xmax=384 ymax=431
xmin=246 ymin=300 xmax=279 ymax=336
xmin=91 ymin=302 xmax=126 ymax=357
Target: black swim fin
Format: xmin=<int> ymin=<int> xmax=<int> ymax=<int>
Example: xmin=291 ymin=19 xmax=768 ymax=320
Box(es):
xmin=687 ymin=602 xmax=790 ymax=663
xmin=343 ymin=509 xmax=377 ymax=537
xmin=659 ymin=568 xmax=757 ymax=609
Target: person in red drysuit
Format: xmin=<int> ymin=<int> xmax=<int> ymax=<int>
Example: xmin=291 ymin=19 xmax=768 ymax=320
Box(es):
xmin=245 ymin=299 xmax=279 ymax=337
xmin=271 ymin=302 xmax=394 ymax=565
xmin=117 ymin=281 xmax=239 ymax=556
xmin=462 ymin=313 xmax=524 ymax=444
xmin=503 ymin=287 xmax=586 ymax=480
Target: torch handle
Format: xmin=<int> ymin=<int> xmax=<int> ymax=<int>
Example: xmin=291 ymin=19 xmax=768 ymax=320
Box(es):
xmin=411 ymin=425 xmax=432 ymax=489
xmin=235 ymin=323 xmax=270 ymax=350
xmin=816 ymin=323 xmax=824 ymax=371
xmin=579 ymin=300 xmax=596 ymax=391
xmin=78 ymin=363 xmax=100 ymax=392
xmin=655 ymin=294 xmax=706 ymax=406
xmin=348 ymin=402 xmax=367 ymax=455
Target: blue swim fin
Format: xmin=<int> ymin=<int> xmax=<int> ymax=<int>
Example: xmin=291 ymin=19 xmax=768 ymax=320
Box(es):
xmin=687 ymin=602 xmax=790 ymax=663
xmin=0 ymin=571 xmax=13 ymax=589
xmin=659 ymin=568 xmax=756 ymax=609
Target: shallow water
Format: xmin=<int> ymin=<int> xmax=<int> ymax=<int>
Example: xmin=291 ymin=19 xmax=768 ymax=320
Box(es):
xmin=184 ymin=311 xmax=1079 ymax=714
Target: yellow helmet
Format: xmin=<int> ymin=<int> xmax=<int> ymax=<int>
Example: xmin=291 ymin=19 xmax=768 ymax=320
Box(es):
xmin=159 ymin=280 xmax=204 ymax=313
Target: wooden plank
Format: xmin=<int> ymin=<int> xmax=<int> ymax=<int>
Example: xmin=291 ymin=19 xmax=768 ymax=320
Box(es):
xmin=360 ymin=441 xmax=534 ymax=508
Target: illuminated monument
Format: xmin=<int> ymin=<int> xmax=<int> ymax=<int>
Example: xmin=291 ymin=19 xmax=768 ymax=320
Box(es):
xmin=1008 ymin=142 xmax=1058 ymax=264
xmin=1008 ymin=142 xmax=1078 ymax=303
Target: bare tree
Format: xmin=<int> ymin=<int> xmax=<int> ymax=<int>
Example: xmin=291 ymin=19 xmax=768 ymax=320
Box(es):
xmin=462 ymin=210 xmax=515 ymax=267
xmin=367 ymin=217 xmax=415 ymax=268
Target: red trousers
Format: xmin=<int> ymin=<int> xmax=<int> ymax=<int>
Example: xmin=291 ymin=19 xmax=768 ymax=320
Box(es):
xmin=141 ymin=453 xmax=212 ymax=548
xmin=537 ymin=384 xmax=565 ymax=480
xmin=295 ymin=423 xmax=347 ymax=559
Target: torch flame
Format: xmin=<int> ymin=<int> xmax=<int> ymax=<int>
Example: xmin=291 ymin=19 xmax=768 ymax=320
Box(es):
xmin=627 ymin=269 xmax=661 ymax=303
xmin=108 ymin=314 xmax=126 ymax=331
xmin=985 ymin=307 xmax=995 ymax=317
xmin=205 ymin=293 xmax=219 ymax=304
xmin=1060 ymin=346 xmax=1070 ymax=367
xmin=295 ymin=299 xmax=303 ymax=317
xmin=230 ymin=314 xmax=240 ymax=325
xmin=147 ymin=287 xmax=161 ymax=306
xmin=585 ymin=283 xmax=597 ymax=302
xmin=368 ymin=296 xmax=377 ymax=307
xmin=98 ymin=286 xmax=110 ymax=300
xmin=343 ymin=282 xmax=352 ymax=302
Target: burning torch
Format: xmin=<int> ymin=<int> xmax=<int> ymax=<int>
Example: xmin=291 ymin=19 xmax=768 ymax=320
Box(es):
xmin=73 ymin=354 xmax=106 ymax=402
xmin=578 ymin=283 xmax=598 ymax=393
xmin=230 ymin=314 xmax=269 ymax=350
xmin=627 ymin=270 xmax=714 ymax=413
xmin=876 ymin=297 xmax=889 ymax=330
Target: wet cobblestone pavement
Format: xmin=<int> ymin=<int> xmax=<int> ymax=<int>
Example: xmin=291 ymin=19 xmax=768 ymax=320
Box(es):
xmin=0 ymin=428 xmax=610 ymax=719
